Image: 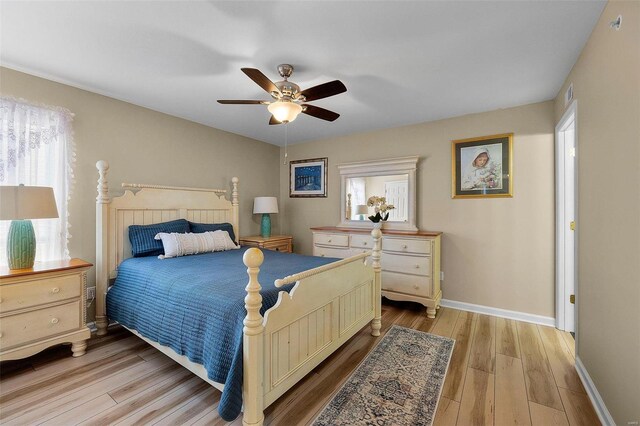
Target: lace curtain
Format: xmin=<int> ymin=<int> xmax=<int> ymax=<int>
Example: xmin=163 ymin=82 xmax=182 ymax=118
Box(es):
xmin=0 ymin=97 xmax=76 ymax=263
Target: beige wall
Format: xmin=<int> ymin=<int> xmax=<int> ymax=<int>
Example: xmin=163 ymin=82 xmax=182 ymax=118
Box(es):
xmin=554 ymin=1 xmax=640 ymax=423
xmin=279 ymin=101 xmax=556 ymax=318
xmin=0 ymin=67 xmax=281 ymax=320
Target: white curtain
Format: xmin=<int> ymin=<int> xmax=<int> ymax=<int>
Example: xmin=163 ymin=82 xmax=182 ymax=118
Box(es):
xmin=0 ymin=97 xmax=75 ymax=263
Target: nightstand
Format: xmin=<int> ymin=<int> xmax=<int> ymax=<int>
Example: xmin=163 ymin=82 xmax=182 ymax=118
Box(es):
xmin=239 ymin=235 xmax=293 ymax=253
xmin=0 ymin=258 xmax=92 ymax=361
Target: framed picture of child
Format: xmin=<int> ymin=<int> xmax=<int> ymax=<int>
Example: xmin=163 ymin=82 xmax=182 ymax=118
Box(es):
xmin=451 ymin=133 xmax=513 ymax=198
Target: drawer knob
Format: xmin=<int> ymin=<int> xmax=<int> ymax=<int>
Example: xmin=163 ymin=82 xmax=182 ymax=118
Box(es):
xmin=403 ymin=245 xmax=408 ymax=249
xmin=414 ymin=285 xmax=419 ymax=290
xmin=327 ymin=239 xmax=332 ymax=243
xmin=51 ymin=287 xmax=60 ymax=294
xmin=321 ymin=254 xmax=325 ymax=257
xmin=415 ymin=265 xmax=420 ymax=269
xmin=51 ymin=318 xmax=59 ymax=324
xmin=363 ymin=242 xmax=367 ymax=245
xmin=0 ymin=332 xmax=3 ymax=338
xmin=0 ymin=297 xmax=3 ymax=304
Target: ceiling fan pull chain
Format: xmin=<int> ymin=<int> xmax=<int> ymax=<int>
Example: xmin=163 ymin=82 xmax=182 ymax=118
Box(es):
xmin=283 ymin=123 xmax=289 ymax=165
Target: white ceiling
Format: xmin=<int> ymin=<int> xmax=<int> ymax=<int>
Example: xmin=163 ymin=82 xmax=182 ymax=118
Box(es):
xmin=0 ymin=1 xmax=605 ymax=146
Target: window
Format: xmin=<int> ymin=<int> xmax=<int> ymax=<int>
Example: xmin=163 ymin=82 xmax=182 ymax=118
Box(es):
xmin=0 ymin=97 xmax=75 ymax=263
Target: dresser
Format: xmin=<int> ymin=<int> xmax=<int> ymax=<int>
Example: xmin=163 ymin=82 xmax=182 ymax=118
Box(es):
xmin=0 ymin=259 xmax=92 ymax=360
xmin=239 ymin=235 xmax=293 ymax=253
xmin=311 ymin=227 xmax=442 ymax=318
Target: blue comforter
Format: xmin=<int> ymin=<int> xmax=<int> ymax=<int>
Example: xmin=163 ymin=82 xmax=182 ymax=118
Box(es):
xmin=106 ymin=247 xmax=336 ymax=421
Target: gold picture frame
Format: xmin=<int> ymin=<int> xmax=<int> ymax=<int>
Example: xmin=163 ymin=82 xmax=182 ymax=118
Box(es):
xmin=452 ymin=133 xmax=513 ymax=199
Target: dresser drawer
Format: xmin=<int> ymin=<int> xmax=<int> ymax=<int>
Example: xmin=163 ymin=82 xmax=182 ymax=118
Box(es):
xmin=382 ymin=252 xmax=431 ymax=276
xmin=382 ymin=271 xmax=432 ymax=297
xmin=0 ymin=301 xmax=81 ymax=349
xmin=314 ymin=246 xmax=350 ymax=259
xmin=314 ymin=233 xmax=349 ymax=248
xmin=383 ymin=237 xmax=431 ymax=255
xmin=0 ymin=273 xmax=82 ymax=313
xmin=350 ymin=234 xmax=375 ymax=249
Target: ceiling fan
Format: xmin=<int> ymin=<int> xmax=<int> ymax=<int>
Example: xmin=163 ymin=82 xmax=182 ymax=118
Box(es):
xmin=218 ymin=64 xmax=347 ymax=125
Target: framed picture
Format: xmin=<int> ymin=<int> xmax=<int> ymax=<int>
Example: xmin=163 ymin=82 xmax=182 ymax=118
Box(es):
xmin=452 ymin=133 xmax=513 ymax=198
xmin=290 ymin=157 xmax=328 ymax=198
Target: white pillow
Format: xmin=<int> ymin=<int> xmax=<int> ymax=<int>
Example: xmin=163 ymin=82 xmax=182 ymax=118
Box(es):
xmin=154 ymin=230 xmax=239 ymax=259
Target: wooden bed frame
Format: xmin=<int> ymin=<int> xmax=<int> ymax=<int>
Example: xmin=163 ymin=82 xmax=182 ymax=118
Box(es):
xmin=94 ymin=161 xmax=382 ymax=426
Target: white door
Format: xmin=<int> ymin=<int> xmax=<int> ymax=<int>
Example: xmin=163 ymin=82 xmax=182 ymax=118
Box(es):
xmin=385 ymin=180 xmax=408 ymax=221
xmin=555 ymin=101 xmax=577 ymax=333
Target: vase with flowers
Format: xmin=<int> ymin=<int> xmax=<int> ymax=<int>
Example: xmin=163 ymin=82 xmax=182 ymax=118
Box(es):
xmin=367 ymin=196 xmax=395 ymax=229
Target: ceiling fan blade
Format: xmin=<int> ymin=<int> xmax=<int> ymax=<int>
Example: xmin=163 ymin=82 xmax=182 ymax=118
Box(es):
xmin=299 ymin=80 xmax=347 ymax=102
xmin=217 ymin=100 xmax=268 ymax=104
xmin=302 ymin=104 xmax=340 ymax=122
xmin=269 ymin=116 xmax=282 ymax=125
xmin=241 ymin=68 xmax=281 ymax=96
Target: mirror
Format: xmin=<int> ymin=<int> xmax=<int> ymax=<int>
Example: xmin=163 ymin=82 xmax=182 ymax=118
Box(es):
xmin=338 ymin=156 xmax=418 ymax=231
xmin=346 ymin=174 xmax=409 ymax=222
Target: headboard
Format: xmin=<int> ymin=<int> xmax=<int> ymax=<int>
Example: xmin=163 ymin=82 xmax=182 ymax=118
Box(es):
xmin=94 ymin=160 xmax=239 ymax=335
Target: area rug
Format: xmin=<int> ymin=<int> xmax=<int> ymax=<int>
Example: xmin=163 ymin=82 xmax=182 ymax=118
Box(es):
xmin=313 ymin=325 xmax=455 ymax=426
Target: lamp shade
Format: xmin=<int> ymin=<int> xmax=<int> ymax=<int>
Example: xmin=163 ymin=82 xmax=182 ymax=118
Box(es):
xmin=355 ymin=204 xmax=368 ymax=215
xmin=267 ymin=101 xmax=302 ymax=123
xmin=253 ymin=197 xmax=279 ymax=214
xmin=0 ymin=185 xmax=59 ymax=220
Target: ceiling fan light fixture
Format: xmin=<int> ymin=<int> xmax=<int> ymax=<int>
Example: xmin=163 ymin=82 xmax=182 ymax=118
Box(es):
xmin=267 ymin=100 xmax=302 ymax=123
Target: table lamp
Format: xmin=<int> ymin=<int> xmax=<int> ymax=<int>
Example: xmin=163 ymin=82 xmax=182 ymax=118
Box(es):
xmin=253 ymin=197 xmax=278 ymax=238
xmin=0 ymin=185 xmax=59 ymax=269
xmin=355 ymin=204 xmax=368 ymax=220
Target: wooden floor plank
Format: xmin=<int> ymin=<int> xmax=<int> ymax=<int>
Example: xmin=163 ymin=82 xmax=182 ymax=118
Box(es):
xmin=154 ymin=386 xmax=220 ymax=426
xmin=529 ymin=401 xmax=569 ymax=426
xmin=457 ymin=367 xmax=494 ymax=426
xmin=40 ymin=394 xmax=117 ymax=426
xmin=495 ymin=354 xmax=532 ymax=426
xmin=558 ymin=387 xmax=601 ymax=426
xmin=0 ymin=354 xmax=144 ymax=420
xmin=496 ymin=317 xmax=520 ymax=358
xmin=537 ymin=325 xmax=585 ymax=393
xmin=517 ymin=322 xmax=564 ymax=411
xmin=433 ymin=396 xmax=460 ymax=426
xmin=3 ymin=355 xmax=173 ymax=425
xmin=0 ymin=336 xmax=146 ymax=397
xmin=115 ymin=377 xmax=210 ymax=425
xmin=468 ymin=314 xmax=496 ymax=373
xmin=441 ymin=313 xmax=476 ymax=402
xmin=430 ymin=307 xmax=460 ymax=337
xmin=560 ymin=332 xmax=575 ymax=357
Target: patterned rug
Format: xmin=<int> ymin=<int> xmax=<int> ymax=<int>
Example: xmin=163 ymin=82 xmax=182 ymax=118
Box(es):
xmin=313 ymin=325 xmax=455 ymax=426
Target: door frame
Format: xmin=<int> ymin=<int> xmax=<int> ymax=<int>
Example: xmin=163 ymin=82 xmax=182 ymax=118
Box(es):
xmin=555 ymin=100 xmax=578 ymax=333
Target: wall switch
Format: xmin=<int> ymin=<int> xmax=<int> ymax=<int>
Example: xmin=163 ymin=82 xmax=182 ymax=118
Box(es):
xmin=440 ymin=271 xmax=444 ymax=281
xmin=87 ymin=286 xmax=96 ymax=300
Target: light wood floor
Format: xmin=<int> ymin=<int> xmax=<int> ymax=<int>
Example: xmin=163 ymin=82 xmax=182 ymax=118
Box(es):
xmin=0 ymin=300 xmax=600 ymax=425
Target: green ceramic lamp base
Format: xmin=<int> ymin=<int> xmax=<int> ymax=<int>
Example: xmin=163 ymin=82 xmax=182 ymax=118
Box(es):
xmin=261 ymin=213 xmax=272 ymax=238
xmin=7 ymin=219 xmax=36 ymax=269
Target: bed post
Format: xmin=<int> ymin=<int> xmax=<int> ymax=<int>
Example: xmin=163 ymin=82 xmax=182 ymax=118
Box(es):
xmin=95 ymin=160 xmax=110 ymax=336
xmin=231 ymin=177 xmax=239 ymax=244
xmin=242 ymin=248 xmax=265 ymax=426
xmin=370 ymin=226 xmax=382 ymax=336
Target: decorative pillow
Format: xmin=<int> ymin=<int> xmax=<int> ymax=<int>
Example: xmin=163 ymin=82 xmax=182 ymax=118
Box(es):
xmin=189 ymin=221 xmax=237 ymax=243
xmin=154 ymin=230 xmax=240 ymax=259
xmin=128 ymin=219 xmax=190 ymax=257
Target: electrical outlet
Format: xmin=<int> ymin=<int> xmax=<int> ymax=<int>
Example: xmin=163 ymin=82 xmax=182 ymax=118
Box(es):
xmin=87 ymin=286 xmax=96 ymax=300
xmin=440 ymin=271 xmax=444 ymax=281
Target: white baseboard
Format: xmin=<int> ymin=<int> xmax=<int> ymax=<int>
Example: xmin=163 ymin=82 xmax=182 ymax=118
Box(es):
xmin=575 ymin=356 xmax=615 ymax=426
xmin=440 ymin=299 xmax=555 ymax=326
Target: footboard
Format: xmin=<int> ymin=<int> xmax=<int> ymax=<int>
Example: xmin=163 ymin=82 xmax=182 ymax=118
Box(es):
xmin=241 ymin=227 xmax=382 ymax=426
